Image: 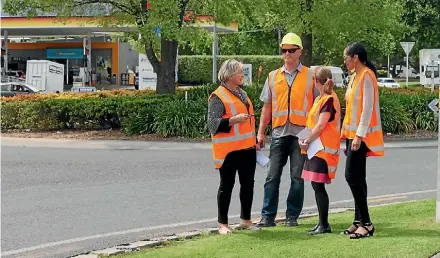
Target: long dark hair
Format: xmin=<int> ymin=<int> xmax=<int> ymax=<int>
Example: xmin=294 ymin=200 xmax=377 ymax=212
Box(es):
xmin=345 ymin=42 xmax=377 ymax=78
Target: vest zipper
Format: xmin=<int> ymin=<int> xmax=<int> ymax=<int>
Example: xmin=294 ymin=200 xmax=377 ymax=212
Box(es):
xmin=246 ymin=105 xmax=252 ymax=126
xmin=286 ymin=71 xmax=298 ymax=123
xmin=287 ymin=86 xmax=292 ymax=121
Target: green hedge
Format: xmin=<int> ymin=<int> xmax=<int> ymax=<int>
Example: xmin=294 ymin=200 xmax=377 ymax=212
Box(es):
xmin=1 ymin=85 xmax=438 ymax=138
xmin=1 ymin=94 xmax=175 ymax=132
xmin=177 ymin=56 xmax=393 ymax=85
xmin=178 ymin=55 xmax=283 ymax=85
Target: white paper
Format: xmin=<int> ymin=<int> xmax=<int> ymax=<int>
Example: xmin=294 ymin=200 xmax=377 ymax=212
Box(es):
xmin=307 ymin=138 xmax=324 ymax=159
xmin=256 ymin=151 xmax=270 ymax=168
xmin=296 ymin=127 xmax=312 ymax=140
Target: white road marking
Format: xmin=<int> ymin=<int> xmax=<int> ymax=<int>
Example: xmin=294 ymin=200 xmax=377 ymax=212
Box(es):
xmin=1 ymin=189 xmax=436 ymax=256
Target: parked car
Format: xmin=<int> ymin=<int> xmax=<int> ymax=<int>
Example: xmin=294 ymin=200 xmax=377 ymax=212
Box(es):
xmin=0 ymin=82 xmax=42 ymax=97
xmin=377 ymin=77 xmax=400 ymax=88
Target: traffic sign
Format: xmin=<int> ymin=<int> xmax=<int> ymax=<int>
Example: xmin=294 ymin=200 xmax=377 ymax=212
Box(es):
xmin=400 ymin=41 xmax=415 ymax=88
xmin=400 ymin=42 xmax=415 ymax=55
xmin=428 ymin=98 xmax=439 ymax=113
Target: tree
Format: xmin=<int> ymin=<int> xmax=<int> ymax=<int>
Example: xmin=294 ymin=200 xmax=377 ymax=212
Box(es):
xmin=3 ymin=0 xmax=249 ymax=93
xmin=400 ymin=0 xmax=440 ymax=69
xmin=217 ymin=28 xmax=278 ymax=56
xmin=253 ymin=0 xmax=405 ymax=66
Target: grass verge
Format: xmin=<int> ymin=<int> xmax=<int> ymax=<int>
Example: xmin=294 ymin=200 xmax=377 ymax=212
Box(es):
xmin=114 ymin=199 xmax=440 ymax=258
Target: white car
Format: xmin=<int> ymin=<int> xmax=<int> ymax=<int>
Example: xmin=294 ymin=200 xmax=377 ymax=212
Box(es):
xmin=377 ymin=78 xmax=400 ymax=88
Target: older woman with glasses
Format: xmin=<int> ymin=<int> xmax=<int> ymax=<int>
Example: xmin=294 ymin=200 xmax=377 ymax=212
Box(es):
xmin=207 ymin=59 xmax=261 ymax=234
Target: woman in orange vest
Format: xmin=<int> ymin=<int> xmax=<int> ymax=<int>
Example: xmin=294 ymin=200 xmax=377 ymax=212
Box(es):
xmin=341 ymin=42 xmax=384 ymax=239
xmin=207 ymin=59 xmax=261 ymax=234
xmin=299 ymin=66 xmax=341 ymax=235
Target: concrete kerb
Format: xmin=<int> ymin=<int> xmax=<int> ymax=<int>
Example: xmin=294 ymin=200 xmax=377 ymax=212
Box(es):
xmin=431 ymin=252 xmax=440 ymax=258
xmin=68 ymin=199 xmax=438 ymax=258
xmin=68 ymin=207 xmax=351 ymax=258
xmin=1 ymin=137 xmax=437 ymax=151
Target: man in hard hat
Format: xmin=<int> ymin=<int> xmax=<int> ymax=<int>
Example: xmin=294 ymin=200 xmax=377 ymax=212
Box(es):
xmin=256 ymin=32 xmax=317 ymax=227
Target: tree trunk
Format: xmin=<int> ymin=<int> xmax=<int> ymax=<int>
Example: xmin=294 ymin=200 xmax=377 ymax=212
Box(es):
xmin=301 ymin=33 xmax=312 ymax=66
xmin=300 ymin=0 xmax=313 ymax=67
xmin=141 ymin=0 xmax=186 ymax=94
xmin=144 ymin=39 xmax=178 ymax=94
xmin=156 ymin=39 xmax=178 ymax=94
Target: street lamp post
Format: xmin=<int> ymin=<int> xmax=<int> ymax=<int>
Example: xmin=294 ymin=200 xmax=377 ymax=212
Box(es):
xmin=212 ymin=0 xmax=218 ymax=84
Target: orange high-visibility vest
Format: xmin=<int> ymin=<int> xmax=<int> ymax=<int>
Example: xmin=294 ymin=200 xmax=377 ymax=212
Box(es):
xmin=305 ymin=92 xmax=341 ymax=179
xmin=341 ymin=67 xmax=385 ymax=156
xmin=268 ymin=66 xmax=314 ymax=128
xmin=209 ymin=86 xmax=256 ymax=169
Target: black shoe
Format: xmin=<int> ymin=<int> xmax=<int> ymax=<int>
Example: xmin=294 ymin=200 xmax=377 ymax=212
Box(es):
xmin=309 ymin=224 xmax=332 ymax=235
xmin=256 ymin=218 xmax=276 ymax=227
xmin=306 ymin=223 xmax=320 ymax=233
xmin=286 ymin=217 xmax=298 ymax=227
xmin=349 ymin=224 xmax=375 ymax=239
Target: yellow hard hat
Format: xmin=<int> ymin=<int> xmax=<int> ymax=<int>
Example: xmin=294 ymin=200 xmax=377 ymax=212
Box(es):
xmin=280 ymin=32 xmax=303 ymax=49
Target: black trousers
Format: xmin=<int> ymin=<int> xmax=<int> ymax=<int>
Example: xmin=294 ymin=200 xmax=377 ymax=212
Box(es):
xmin=345 ymin=139 xmax=371 ymax=224
xmin=217 ymin=148 xmax=256 ymax=224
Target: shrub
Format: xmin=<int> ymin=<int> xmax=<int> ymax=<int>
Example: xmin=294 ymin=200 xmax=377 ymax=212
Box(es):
xmin=379 ymin=91 xmax=416 ymax=134
xmin=377 ymin=69 xmax=388 ymax=78
xmin=1 ymin=84 xmax=437 ymax=137
xmin=1 ymin=94 xmax=173 ymax=131
xmin=119 ymin=97 xmax=171 ymax=135
xmin=1 ymin=102 xmax=23 ymax=129
xmin=393 ymin=92 xmax=438 ymax=132
xmin=152 ymin=99 xmax=208 ymax=138
xmin=1 ymin=89 xmax=156 ymax=103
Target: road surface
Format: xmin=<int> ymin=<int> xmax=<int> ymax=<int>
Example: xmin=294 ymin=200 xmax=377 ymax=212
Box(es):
xmin=1 ymin=138 xmax=437 ymax=258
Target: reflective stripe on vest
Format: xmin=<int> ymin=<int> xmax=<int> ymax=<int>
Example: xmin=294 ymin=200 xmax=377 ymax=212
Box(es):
xmin=342 ymin=68 xmax=384 ymax=156
xmin=311 ymin=96 xmax=340 ymax=156
xmin=368 ymin=145 xmax=385 ymax=152
xmin=345 ymin=76 xmax=383 ymax=134
xmin=214 ymin=159 xmax=224 ymax=167
xmin=270 ymin=67 xmax=313 ymax=121
xmin=343 ymin=124 xmax=382 ymax=133
xmin=212 ymin=87 xmax=256 ymax=144
xmin=323 ymin=146 xmax=339 ymax=155
xmin=328 ymin=166 xmax=337 ymax=172
xmin=306 ymin=93 xmax=341 ymax=179
xmin=210 ymin=86 xmax=256 ymax=169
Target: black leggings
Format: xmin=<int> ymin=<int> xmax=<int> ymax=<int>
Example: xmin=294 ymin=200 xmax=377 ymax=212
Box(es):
xmin=311 ymin=182 xmax=329 ymax=226
xmin=345 ymin=139 xmax=371 ymax=225
xmin=217 ymin=148 xmax=256 ymax=224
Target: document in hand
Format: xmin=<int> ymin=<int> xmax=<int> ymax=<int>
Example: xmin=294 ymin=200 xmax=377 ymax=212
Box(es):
xmin=296 ymin=127 xmax=312 ymax=140
xmin=307 ymin=138 xmax=324 ymax=160
xmin=256 ymin=151 xmax=270 ymax=168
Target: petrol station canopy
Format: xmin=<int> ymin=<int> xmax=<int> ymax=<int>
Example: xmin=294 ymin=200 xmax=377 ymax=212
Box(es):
xmin=0 ymin=15 xmax=238 ymax=37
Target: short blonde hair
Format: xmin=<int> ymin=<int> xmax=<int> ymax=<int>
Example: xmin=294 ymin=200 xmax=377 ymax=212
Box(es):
xmin=218 ymin=59 xmax=243 ymax=82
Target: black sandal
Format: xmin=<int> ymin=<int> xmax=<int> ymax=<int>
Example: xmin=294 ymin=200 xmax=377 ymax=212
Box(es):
xmin=342 ymin=221 xmax=360 ymax=235
xmin=349 ymin=224 xmax=375 ymax=239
